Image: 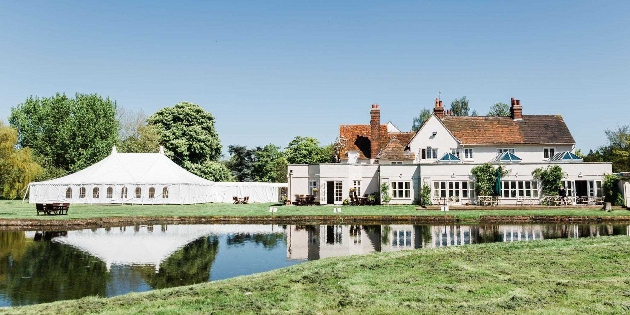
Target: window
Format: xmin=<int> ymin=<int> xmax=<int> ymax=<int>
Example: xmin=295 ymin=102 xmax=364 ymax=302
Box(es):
xmin=107 ymin=187 xmax=113 ymax=198
xmin=79 ymin=187 xmax=86 ymax=198
xmin=422 ymin=147 xmax=438 ymax=159
xmin=65 ymin=187 xmax=72 ymax=199
xmin=392 ymin=229 xmax=412 ymax=248
xmin=334 ymin=181 xmax=343 ymax=202
xmin=121 ymin=187 xmax=128 ymax=199
xmin=451 ymin=148 xmax=461 ymax=158
xmin=501 ymin=181 xmax=539 ymax=198
xmin=544 ymin=147 xmax=555 ymax=159
xmin=464 ymin=148 xmax=474 ymax=159
xmin=432 ymin=181 xmax=475 ymax=201
xmin=352 ymin=180 xmax=361 ymax=196
xmin=93 ymin=187 xmax=100 ymax=198
xmin=391 ymin=181 xmax=411 ymax=199
xmin=149 ymin=187 xmax=155 ymax=199
xmin=497 ymin=148 xmax=515 ymax=154
xmin=391 ymin=161 xmax=402 ymax=164
xmin=163 ymin=187 xmax=169 ymax=198
xmin=135 ymin=187 xmax=142 ymax=198
xmin=308 ymin=180 xmax=317 ymax=195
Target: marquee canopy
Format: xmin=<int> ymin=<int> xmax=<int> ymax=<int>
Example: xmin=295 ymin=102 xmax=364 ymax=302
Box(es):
xmin=28 ymin=147 xmax=214 ymax=204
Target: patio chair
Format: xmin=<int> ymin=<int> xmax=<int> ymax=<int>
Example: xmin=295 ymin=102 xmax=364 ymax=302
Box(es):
xmin=233 ymin=196 xmax=240 ymax=204
xmin=242 ymin=196 xmax=249 ymax=204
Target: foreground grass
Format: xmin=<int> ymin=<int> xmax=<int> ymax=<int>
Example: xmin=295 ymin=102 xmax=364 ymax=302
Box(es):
xmin=2 ymin=236 xmax=630 ymax=314
xmin=0 ymin=200 xmax=628 ymax=221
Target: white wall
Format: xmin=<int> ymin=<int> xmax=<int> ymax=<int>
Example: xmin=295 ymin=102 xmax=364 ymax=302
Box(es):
xmin=408 ymin=115 xmax=459 ymax=163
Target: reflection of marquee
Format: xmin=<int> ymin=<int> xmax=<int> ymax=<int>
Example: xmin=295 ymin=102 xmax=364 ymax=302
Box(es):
xmin=53 ymin=224 xmax=282 ymax=271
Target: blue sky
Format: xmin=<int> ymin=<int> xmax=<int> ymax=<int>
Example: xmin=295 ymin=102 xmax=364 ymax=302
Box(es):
xmin=1 ymin=1 xmax=628 ymax=156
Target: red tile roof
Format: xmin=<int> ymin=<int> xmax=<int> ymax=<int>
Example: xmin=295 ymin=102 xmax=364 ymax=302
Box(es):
xmin=440 ymin=115 xmax=575 ymax=145
xmin=376 ymin=138 xmax=416 ymax=161
xmin=339 ymin=125 xmax=414 ymax=159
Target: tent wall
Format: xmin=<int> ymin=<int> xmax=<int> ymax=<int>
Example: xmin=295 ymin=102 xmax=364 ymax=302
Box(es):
xmin=29 ymin=182 xmax=286 ymax=204
xmin=28 ymin=183 xmax=214 ymax=205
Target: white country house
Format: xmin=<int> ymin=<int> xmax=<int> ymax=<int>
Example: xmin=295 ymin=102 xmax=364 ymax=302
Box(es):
xmin=288 ymin=98 xmax=612 ymax=205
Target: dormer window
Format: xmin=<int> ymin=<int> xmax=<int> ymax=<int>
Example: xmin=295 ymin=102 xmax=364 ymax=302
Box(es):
xmin=544 ymin=148 xmax=555 ymax=159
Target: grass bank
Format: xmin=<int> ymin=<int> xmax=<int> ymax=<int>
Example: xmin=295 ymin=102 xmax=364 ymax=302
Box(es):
xmin=0 ymin=200 xmax=629 ymax=227
xmin=3 ymin=236 xmax=630 ymax=314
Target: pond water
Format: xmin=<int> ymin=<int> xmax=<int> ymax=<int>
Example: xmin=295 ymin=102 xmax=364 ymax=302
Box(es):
xmin=1 ymin=223 xmax=629 ymax=307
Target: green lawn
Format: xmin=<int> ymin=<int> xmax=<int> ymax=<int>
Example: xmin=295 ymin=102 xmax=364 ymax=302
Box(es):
xmin=0 ymin=200 xmax=629 ymax=222
xmin=3 ymin=236 xmax=630 ymax=314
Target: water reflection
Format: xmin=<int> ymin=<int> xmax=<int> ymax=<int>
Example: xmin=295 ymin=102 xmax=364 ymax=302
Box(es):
xmin=0 ymin=223 xmax=628 ymax=307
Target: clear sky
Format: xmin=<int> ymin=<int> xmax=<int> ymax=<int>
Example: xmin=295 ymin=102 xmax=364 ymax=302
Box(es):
xmin=1 ymin=1 xmax=628 ymax=156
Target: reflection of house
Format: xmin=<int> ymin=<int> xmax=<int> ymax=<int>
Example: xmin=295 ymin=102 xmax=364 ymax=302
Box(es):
xmin=286 ymin=225 xmax=381 ymax=260
xmin=289 ymin=99 xmax=611 ymax=205
xmin=54 ymin=224 xmax=282 ymax=271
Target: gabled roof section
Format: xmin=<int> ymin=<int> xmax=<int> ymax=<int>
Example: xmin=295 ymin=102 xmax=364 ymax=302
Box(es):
xmin=339 ymin=125 xmax=414 ymax=160
xmin=493 ymin=151 xmax=522 ymax=163
xmin=440 ymin=115 xmax=575 ymax=145
xmin=406 ymin=114 xmax=461 ymax=148
xmin=551 ymin=151 xmax=583 ymax=162
xmin=438 ymin=152 xmax=461 ymax=163
xmin=376 ymin=138 xmax=415 ymax=161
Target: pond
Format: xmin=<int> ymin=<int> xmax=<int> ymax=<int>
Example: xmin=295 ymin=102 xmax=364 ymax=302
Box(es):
xmin=1 ymin=223 xmax=628 ymax=307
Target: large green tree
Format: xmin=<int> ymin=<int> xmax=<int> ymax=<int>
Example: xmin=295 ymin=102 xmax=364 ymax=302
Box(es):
xmin=148 ymin=102 xmax=227 ymax=181
xmin=252 ymin=144 xmax=288 ymax=183
xmin=584 ymin=125 xmax=630 ymax=172
xmin=9 ymin=93 xmax=117 ymax=174
xmin=449 ymin=96 xmax=470 ymax=116
xmin=226 ymin=145 xmax=255 ymax=182
xmin=487 ymin=102 xmax=510 ymax=117
xmin=0 ymin=123 xmax=41 ymax=199
xmin=411 ymin=108 xmax=431 ymax=131
xmin=148 ymin=102 xmax=222 ymax=165
xmin=285 ymin=136 xmax=333 ymax=165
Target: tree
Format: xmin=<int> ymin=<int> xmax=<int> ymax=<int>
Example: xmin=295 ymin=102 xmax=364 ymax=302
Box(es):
xmin=0 ymin=123 xmax=42 ymax=199
xmin=148 ymin=102 xmax=222 ymax=165
xmin=487 ymin=102 xmax=510 ymax=117
xmin=225 ymin=145 xmax=255 ymax=182
xmin=449 ymin=96 xmax=470 ymax=116
xmin=471 ymin=163 xmax=509 ymax=196
xmin=532 ymin=165 xmax=564 ymax=196
xmin=117 ymin=106 xmax=161 ymax=153
xmin=252 ymin=144 xmax=288 ymax=183
xmin=9 ymin=93 xmax=119 ymax=173
xmin=118 ymin=125 xmax=161 ymax=153
xmin=148 ymin=102 xmax=227 ymax=181
xmin=285 ymin=136 xmax=332 ymax=165
xmin=185 ymin=160 xmax=234 ymax=182
xmin=584 ymin=125 xmax=630 ymax=172
xmin=411 ymin=109 xmax=431 ymax=131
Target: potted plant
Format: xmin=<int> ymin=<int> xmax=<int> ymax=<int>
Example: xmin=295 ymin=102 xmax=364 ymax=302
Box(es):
xmin=281 ymin=195 xmax=290 ymax=206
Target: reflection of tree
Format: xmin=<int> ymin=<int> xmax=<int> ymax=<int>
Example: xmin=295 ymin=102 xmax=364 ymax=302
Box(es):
xmin=3 ymin=236 xmax=109 ymax=306
xmin=226 ymin=232 xmax=284 ymax=250
xmin=140 ymin=235 xmax=219 ymax=289
xmin=0 ymin=232 xmax=28 ymax=293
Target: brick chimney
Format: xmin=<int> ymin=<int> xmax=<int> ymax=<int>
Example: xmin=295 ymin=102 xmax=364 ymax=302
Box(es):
xmin=433 ymin=98 xmax=445 ymax=119
xmin=511 ymin=97 xmax=523 ymax=121
xmin=370 ymin=104 xmax=381 ymax=159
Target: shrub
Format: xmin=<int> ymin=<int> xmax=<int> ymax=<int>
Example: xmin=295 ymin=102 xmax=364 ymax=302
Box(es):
xmin=532 ymin=165 xmax=563 ymax=196
xmin=420 ymin=184 xmax=432 ymax=206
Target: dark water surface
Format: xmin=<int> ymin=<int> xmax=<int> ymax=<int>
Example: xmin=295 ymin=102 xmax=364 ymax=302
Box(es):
xmin=1 ymin=223 xmax=628 ymax=307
